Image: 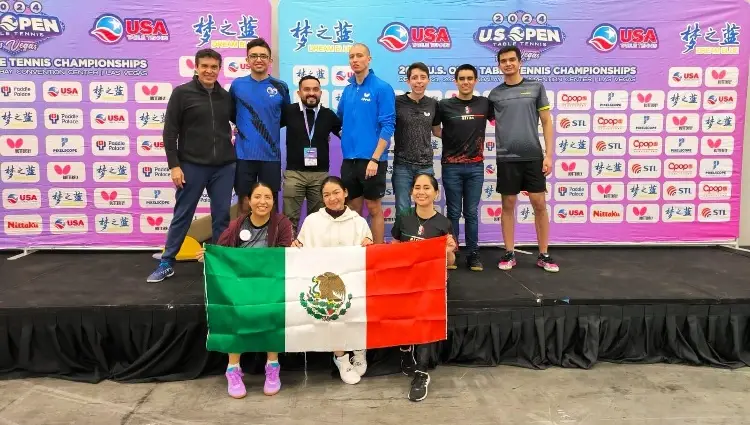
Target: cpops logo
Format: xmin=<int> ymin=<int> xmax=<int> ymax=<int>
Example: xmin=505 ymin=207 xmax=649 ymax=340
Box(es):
xmin=557 ymin=91 xmax=591 ymax=110
xmin=664 ymin=159 xmax=697 ymax=178
xmin=593 ymin=114 xmax=627 ymax=133
xmin=699 ymin=182 xmax=731 ymax=200
xmin=629 ymin=136 xmax=661 ymax=156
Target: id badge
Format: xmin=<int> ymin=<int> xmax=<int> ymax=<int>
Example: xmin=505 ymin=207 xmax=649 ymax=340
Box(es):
xmin=303 ymin=147 xmax=318 ymax=167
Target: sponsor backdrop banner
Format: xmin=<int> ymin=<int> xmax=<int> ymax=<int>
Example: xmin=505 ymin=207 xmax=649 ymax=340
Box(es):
xmin=0 ymin=0 xmax=271 ymax=248
xmin=279 ymin=0 xmax=749 ymax=244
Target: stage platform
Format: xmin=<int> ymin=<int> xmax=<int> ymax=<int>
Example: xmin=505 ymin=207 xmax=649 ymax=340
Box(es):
xmin=2 ymin=246 xmax=750 ymax=383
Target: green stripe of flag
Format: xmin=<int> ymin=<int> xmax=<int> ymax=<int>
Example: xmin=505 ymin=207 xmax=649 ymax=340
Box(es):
xmin=204 ymin=244 xmax=286 ymax=353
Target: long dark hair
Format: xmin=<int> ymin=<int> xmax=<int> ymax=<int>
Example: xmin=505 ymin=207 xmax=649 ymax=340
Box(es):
xmin=411 ymin=173 xmax=439 ymax=210
xmin=247 ymin=181 xmax=274 ymax=214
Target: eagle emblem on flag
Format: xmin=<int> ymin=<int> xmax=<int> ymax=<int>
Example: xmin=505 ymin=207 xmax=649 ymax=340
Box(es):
xmin=299 ymin=272 xmax=353 ymax=321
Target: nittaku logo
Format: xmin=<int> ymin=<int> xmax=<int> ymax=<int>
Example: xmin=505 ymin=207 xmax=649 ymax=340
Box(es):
xmin=587 ymin=23 xmax=658 ymax=53
xmin=377 ymin=22 xmax=451 ymax=52
xmin=0 ymin=1 xmax=65 ymax=56
xmin=473 ymin=11 xmax=565 ymax=61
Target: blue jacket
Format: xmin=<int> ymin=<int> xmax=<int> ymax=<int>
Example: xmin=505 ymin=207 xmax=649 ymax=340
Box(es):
xmin=229 ymin=75 xmax=290 ymax=161
xmin=336 ymin=70 xmax=395 ymax=161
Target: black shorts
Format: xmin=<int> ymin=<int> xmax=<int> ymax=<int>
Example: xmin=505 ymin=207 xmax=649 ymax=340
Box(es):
xmin=495 ymin=160 xmax=546 ymax=195
xmin=234 ymin=159 xmax=281 ymax=198
xmin=340 ymin=159 xmax=387 ymax=201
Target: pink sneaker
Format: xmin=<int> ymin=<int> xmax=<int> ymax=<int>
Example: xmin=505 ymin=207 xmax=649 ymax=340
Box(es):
xmin=263 ymin=363 xmax=281 ymax=395
xmin=537 ymin=254 xmax=559 ymax=273
xmin=498 ymin=251 xmax=516 ymax=271
xmin=226 ymin=367 xmax=246 ymax=399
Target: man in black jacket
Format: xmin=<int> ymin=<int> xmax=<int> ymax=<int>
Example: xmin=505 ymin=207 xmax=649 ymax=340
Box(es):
xmin=147 ymin=48 xmax=237 ymax=283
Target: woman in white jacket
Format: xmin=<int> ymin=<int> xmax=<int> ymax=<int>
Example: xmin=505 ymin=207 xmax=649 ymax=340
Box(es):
xmin=291 ymin=176 xmax=372 ymax=385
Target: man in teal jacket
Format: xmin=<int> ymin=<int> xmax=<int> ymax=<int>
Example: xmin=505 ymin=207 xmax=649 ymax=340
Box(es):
xmin=336 ymin=43 xmax=396 ymax=245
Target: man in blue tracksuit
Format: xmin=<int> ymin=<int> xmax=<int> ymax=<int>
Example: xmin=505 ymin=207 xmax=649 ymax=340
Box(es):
xmin=230 ymin=38 xmax=291 ymax=216
xmin=336 ymin=43 xmax=396 ymax=244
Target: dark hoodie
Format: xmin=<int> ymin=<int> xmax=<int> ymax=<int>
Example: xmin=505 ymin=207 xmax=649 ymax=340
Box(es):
xmin=216 ymin=212 xmax=293 ymax=248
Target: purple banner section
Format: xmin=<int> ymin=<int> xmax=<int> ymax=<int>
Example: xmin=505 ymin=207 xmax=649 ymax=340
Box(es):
xmin=0 ymin=0 xmax=271 ymax=248
xmin=279 ymin=0 xmax=749 ymax=244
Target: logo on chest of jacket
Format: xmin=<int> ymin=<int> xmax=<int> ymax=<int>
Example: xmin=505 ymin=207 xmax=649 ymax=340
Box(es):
xmin=360 ymin=92 xmax=371 ymax=102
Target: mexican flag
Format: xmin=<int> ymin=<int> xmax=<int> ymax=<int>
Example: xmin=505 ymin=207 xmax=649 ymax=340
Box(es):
xmin=203 ymin=237 xmax=448 ymax=354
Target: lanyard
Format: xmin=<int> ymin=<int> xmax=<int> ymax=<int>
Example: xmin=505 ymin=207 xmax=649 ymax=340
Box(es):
xmin=302 ymin=107 xmax=319 ymax=146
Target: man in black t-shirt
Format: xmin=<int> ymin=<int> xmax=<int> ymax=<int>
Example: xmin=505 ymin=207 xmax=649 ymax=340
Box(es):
xmin=393 ymin=62 xmax=441 ymax=215
xmin=281 ymin=75 xmax=342 ymax=234
xmin=437 ymin=64 xmax=493 ymax=272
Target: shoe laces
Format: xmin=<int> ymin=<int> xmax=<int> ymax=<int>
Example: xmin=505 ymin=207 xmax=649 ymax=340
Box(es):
xmin=412 ymin=371 xmax=428 ymax=388
xmin=265 ymin=364 xmax=280 ymax=380
xmin=226 ymin=369 xmax=243 ymax=386
xmin=539 ymin=254 xmax=556 ymax=264
xmin=352 ymin=352 xmax=365 ymax=367
xmin=501 ymin=251 xmax=515 ymax=261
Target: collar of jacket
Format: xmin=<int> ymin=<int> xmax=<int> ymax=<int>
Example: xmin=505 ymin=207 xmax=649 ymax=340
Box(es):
xmin=192 ymin=75 xmax=222 ymax=93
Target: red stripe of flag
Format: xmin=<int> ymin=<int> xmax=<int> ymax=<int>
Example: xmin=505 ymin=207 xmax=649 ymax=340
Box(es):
xmin=365 ymin=236 xmax=448 ymax=348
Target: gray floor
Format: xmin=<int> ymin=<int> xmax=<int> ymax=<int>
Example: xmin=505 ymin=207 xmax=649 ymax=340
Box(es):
xmin=1 ymin=363 xmax=749 ymax=424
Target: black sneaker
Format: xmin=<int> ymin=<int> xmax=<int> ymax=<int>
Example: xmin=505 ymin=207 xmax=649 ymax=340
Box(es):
xmin=467 ymin=252 xmax=483 ymax=271
xmin=408 ymin=371 xmax=430 ymax=402
xmin=400 ymin=346 xmax=416 ymax=376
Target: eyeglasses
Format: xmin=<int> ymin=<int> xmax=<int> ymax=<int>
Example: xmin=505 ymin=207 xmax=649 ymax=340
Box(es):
xmin=248 ymin=54 xmax=270 ymax=60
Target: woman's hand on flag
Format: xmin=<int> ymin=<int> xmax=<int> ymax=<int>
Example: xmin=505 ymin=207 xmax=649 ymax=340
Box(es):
xmin=291 ymin=239 xmax=303 ymax=248
xmin=446 ymin=234 xmax=457 ymax=253
xmin=361 ymin=237 xmax=373 ymax=247
xmin=196 ymin=248 xmax=206 ymax=262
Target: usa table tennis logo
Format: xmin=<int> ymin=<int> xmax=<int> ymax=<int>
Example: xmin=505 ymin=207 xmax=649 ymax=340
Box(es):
xmin=91 ymin=109 xmax=129 ymax=129
xmin=331 ymin=66 xmax=354 ymax=87
xmin=668 ymin=67 xmax=702 ymax=87
xmin=50 ymin=214 xmax=88 ymax=234
xmin=2 ymin=188 xmax=41 ymax=209
xmin=378 ymin=22 xmax=452 ymax=52
xmin=553 ymin=205 xmax=587 ymax=224
xmin=137 ymin=136 xmax=165 ymax=156
xmin=42 ymin=81 xmax=82 ymax=102
xmin=483 ymin=160 xmax=496 ymax=178
xmin=90 ymin=14 xmax=170 ymax=44
xmin=703 ymin=90 xmax=737 ymax=111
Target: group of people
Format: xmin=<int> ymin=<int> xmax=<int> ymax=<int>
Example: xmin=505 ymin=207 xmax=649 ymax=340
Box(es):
xmin=146 ymin=37 xmax=560 ymax=402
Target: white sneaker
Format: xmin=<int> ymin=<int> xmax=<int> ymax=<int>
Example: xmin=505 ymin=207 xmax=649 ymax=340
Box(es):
xmin=352 ymin=350 xmax=367 ymax=376
xmin=333 ymin=354 xmax=361 ymax=385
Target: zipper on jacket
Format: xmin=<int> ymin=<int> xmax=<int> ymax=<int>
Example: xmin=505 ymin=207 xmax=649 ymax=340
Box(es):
xmin=208 ymin=89 xmax=216 ymax=160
